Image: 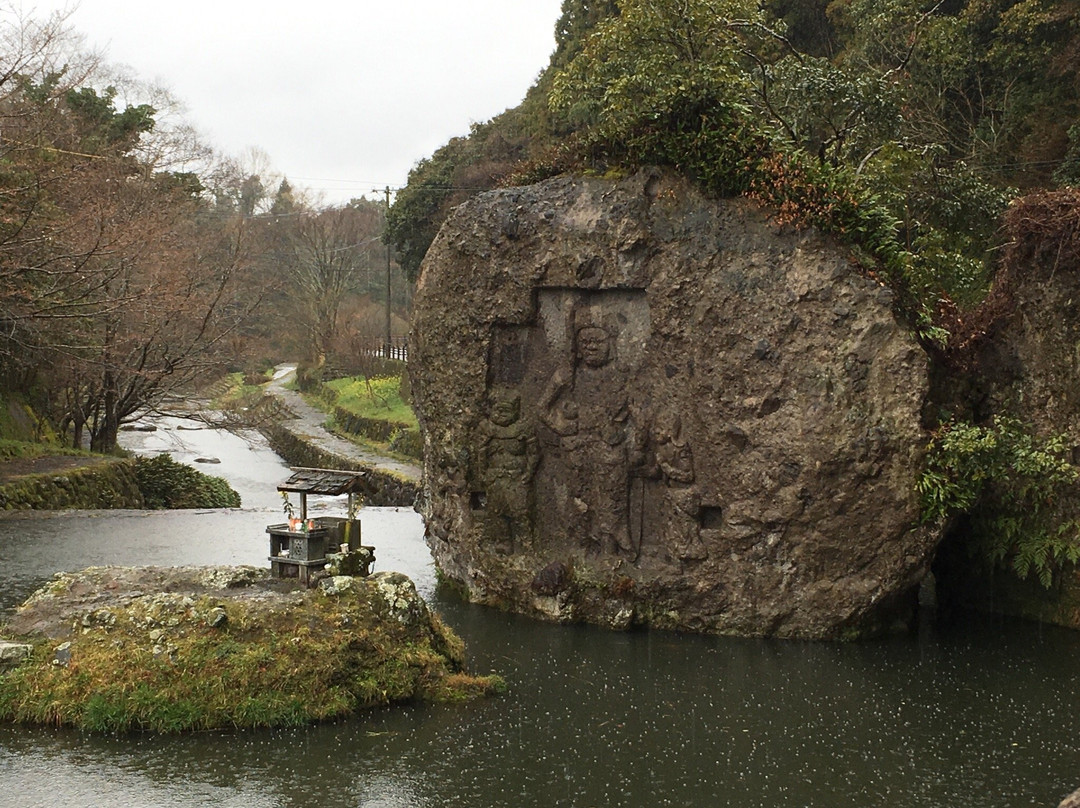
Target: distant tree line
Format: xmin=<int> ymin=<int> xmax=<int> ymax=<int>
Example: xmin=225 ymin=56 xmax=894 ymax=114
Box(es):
xmin=0 ymin=6 xmax=405 ymax=451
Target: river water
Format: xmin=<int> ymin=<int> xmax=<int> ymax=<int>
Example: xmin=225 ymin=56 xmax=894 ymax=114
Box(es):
xmin=0 ymin=418 xmax=1077 ymax=808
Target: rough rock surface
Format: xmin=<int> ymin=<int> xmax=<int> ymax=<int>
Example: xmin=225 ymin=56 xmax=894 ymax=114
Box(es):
xmin=0 ymin=565 xmax=496 ymax=731
xmin=972 ymin=235 xmax=1080 ymax=444
xmin=3 ymin=566 xmax=443 ymax=644
xmin=0 ymin=640 xmax=31 ymax=672
xmin=411 ymin=170 xmax=934 ymax=639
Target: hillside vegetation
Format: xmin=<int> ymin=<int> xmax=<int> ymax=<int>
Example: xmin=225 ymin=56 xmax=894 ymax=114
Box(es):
xmin=389 ymin=0 xmax=1080 ymax=342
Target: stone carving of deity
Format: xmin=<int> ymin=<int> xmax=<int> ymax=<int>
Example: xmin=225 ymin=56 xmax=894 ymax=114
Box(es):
xmin=540 ymin=319 xmax=638 ymax=557
xmin=476 ymin=390 xmax=537 ymax=554
xmin=648 ymin=411 xmax=706 ymax=562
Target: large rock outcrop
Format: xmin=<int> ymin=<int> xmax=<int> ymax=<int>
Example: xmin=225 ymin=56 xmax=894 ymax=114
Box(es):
xmin=411 ymin=170 xmax=935 ymax=639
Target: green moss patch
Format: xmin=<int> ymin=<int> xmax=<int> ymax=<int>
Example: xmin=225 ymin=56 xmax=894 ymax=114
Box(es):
xmin=322 ymin=375 xmax=417 ymax=428
xmin=0 ymin=440 xmax=87 ymax=464
xmin=0 ymin=566 xmax=502 ymax=733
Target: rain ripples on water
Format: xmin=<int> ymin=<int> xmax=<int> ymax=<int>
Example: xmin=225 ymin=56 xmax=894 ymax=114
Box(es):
xmin=0 ymin=418 xmax=1076 ymax=807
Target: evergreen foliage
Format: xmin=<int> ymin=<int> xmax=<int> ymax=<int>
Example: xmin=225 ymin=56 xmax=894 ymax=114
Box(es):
xmin=133 ymin=454 xmax=241 ymax=509
xmin=543 ymin=0 xmax=1018 ymax=334
xmin=919 ymin=417 xmax=1080 ymax=587
xmin=386 ymin=118 xmax=535 ymax=282
xmin=389 ymin=0 xmax=1080 ymax=332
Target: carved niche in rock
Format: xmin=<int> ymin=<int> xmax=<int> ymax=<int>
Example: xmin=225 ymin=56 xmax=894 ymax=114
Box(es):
xmin=410 ymin=171 xmax=934 ymax=639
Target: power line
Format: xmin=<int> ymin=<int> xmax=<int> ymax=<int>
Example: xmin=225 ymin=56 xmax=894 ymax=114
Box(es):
xmin=286 ymin=175 xmax=404 ymax=188
xmin=320 ymin=235 xmax=384 ymax=255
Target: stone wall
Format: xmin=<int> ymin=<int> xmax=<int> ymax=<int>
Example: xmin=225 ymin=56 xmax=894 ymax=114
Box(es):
xmin=331 ymin=406 xmax=422 ymax=460
xmin=0 ymin=459 xmax=144 ymax=510
xmin=410 ymin=170 xmax=935 ymax=639
xmin=260 ymin=422 xmax=419 ymax=508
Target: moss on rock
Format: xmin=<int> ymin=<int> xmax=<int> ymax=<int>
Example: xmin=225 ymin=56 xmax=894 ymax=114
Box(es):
xmin=0 ymin=565 xmax=502 ymax=733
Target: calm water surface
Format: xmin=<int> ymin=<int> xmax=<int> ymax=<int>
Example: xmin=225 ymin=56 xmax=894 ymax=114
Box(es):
xmin=0 ymin=418 xmax=1076 ymax=808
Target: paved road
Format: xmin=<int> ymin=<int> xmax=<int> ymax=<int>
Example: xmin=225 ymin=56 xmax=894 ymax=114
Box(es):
xmin=266 ymin=366 xmax=422 ymax=484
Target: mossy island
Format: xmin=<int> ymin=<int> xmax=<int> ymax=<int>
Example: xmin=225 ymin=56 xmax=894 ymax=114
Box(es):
xmin=0 ymin=565 xmax=503 ymax=733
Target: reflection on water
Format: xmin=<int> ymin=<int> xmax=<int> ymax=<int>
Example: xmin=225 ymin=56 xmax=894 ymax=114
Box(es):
xmin=0 ymin=420 xmax=1076 ymax=807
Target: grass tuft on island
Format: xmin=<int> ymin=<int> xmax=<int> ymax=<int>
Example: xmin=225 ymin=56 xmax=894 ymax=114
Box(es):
xmin=0 ymin=566 xmax=503 ymax=733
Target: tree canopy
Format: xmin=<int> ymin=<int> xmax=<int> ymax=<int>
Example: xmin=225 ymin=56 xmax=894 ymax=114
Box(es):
xmin=0 ymin=6 xmax=418 ymax=449
xmin=0 ymin=10 xmax=259 ymax=449
xmin=388 ymin=0 xmax=1080 ymax=331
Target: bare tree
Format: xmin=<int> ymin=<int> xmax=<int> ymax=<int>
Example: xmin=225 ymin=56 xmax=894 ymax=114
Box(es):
xmin=277 ymin=203 xmax=382 ymax=361
xmin=0 ymin=7 xmax=263 ymax=451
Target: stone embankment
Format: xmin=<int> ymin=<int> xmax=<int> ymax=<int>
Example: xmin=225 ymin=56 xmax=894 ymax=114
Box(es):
xmin=260 ymin=368 xmax=421 ymax=507
xmin=0 ymin=457 xmax=145 ymax=510
xmin=329 ymin=404 xmax=422 ymax=459
xmin=0 ymin=452 xmax=240 ymax=511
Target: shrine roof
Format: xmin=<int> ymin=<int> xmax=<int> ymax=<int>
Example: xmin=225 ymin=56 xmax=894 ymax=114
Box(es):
xmin=276 ymin=467 xmax=367 ymax=496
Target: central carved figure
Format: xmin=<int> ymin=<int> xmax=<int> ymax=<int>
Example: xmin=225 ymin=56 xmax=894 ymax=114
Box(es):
xmin=540 ymin=314 xmax=636 ymax=557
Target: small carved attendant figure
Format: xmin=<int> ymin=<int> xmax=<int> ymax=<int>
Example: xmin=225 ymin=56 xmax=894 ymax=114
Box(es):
xmin=540 ymin=316 xmax=636 ymax=557
xmin=477 ymin=389 xmax=537 ymax=554
xmin=650 ymin=411 xmax=706 ymax=562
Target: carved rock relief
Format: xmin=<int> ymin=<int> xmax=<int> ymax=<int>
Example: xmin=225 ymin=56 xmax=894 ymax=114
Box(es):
xmin=413 ymin=172 xmax=933 ymax=638
xmin=470 ymin=288 xmax=706 ymax=563
xmin=473 ymin=387 xmax=537 ymax=555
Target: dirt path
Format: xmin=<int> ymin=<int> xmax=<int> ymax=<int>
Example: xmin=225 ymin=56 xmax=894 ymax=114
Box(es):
xmin=265 ymin=366 xmax=422 ymax=483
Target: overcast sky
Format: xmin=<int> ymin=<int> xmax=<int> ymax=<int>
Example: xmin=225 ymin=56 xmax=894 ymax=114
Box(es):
xmin=22 ymin=1 xmax=565 ymax=204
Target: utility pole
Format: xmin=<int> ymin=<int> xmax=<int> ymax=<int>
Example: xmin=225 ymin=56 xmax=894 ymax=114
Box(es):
xmin=383 ymin=186 xmax=392 ymax=359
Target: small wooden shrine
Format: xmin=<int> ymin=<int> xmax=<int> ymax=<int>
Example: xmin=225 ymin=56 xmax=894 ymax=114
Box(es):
xmin=267 ymin=467 xmax=374 ymax=584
